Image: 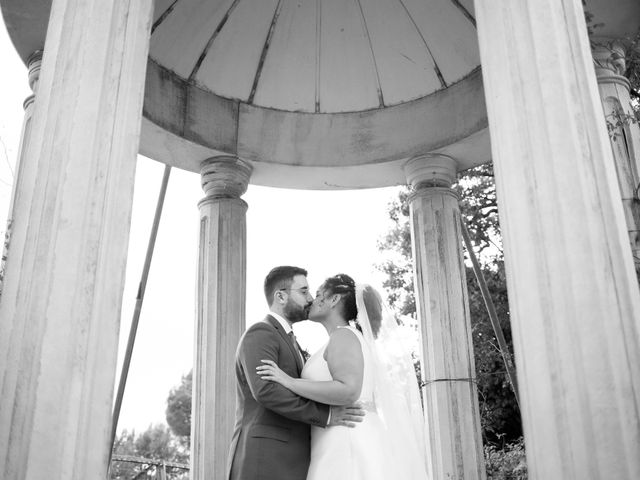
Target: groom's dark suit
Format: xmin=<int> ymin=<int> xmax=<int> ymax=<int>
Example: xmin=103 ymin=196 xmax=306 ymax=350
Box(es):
xmin=228 ymin=315 xmax=330 ymax=480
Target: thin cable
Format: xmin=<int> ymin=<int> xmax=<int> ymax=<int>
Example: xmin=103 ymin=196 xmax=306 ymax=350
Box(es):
xmin=460 ymin=220 xmax=520 ymax=408
xmin=422 ymin=377 xmax=477 ymax=387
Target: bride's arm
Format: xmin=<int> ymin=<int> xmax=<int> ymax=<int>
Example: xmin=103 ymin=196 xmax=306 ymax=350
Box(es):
xmin=257 ymin=328 xmax=364 ymax=406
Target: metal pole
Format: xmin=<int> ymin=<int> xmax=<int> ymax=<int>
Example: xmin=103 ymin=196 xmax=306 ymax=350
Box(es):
xmin=108 ymin=165 xmax=172 ymax=464
xmin=460 ymin=220 xmax=520 ymax=408
xmin=159 ymin=462 xmax=167 ymax=480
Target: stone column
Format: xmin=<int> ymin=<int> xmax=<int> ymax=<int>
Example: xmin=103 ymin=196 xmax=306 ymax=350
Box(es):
xmin=3 ymin=50 xmax=42 ymax=231
xmin=0 ymin=50 xmax=42 ymax=476
xmin=475 ymin=0 xmax=640 ymax=478
xmin=192 ymin=156 xmax=252 ymax=480
xmin=0 ymin=0 xmax=154 ymax=479
xmin=405 ymin=155 xmax=486 ymax=480
xmin=593 ymin=39 xmax=640 ymax=275
xmin=0 ymin=50 xmax=41 ymax=311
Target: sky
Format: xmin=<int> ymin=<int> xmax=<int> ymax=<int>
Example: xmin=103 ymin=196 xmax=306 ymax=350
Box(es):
xmin=0 ymin=20 xmax=402 ymax=434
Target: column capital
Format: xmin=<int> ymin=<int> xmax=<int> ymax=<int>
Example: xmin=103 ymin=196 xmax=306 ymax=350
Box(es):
xmin=23 ymin=95 xmax=36 ymax=111
xmin=22 ymin=50 xmax=43 ymax=111
xmin=404 ymin=154 xmax=458 ymax=189
xmin=27 ymin=50 xmax=43 ymax=92
xmin=591 ymin=38 xmax=630 ymax=88
xmin=200 ymin=156 xmax=252 ymax=199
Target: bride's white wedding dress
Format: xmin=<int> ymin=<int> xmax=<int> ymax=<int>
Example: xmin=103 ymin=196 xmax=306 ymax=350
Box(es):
xmin=302 ymin=325 xmax=396 ymax=480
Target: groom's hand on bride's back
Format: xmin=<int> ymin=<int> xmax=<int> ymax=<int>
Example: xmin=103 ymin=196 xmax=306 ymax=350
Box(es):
xmin=328 ymin=402 xmax=366 ymax=428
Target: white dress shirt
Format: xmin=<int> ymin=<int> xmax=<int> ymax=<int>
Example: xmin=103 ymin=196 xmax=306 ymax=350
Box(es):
xmin=269 ymin=311 xmax=304 ymax=363
xmin=269 ymin=311 xmax=293 ymax=334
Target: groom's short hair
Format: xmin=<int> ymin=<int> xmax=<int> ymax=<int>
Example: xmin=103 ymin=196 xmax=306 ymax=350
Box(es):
xmin=264 ymin=266 xmax=308 ymax=306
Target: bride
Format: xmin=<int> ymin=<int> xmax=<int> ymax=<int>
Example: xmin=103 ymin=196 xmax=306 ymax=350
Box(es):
xmin=257 ymin=274 xmax=428 ymax=480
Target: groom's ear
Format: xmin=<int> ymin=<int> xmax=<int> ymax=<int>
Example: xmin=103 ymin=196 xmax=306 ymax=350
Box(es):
xmin=274 ymin=290 xmax=286 ymax=305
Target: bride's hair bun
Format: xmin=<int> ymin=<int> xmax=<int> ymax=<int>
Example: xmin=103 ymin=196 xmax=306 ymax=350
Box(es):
xmin=321 ymin=273 xmax=357 ymax=322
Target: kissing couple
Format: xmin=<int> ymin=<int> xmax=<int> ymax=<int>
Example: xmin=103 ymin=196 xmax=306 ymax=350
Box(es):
xmin=228 ymin=266 xmax=429 ymax=480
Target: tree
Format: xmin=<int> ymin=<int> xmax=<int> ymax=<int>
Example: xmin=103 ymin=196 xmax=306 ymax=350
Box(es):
xmin=465 ymin=260 xmax=522 ymax=443
xmin=110 ymin=424 xmax=188 ymax=480
xmin=166 ymin=371 xmax=192 ymax=439
xmin=377 ymin=164 xmax=522 ymax=445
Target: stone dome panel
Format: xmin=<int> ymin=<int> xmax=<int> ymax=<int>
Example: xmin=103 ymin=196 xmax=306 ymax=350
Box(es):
xmin=147 ymin=0 xmax=481 ymax=113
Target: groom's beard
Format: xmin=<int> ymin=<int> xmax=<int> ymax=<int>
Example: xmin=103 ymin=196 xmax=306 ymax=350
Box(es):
xmin=284 ymin=300 xmax=311 ymax=323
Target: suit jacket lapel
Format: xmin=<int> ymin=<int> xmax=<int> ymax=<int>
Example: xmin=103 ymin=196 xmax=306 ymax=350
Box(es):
xmin=266 ymin=315 xmax=304 ymax=374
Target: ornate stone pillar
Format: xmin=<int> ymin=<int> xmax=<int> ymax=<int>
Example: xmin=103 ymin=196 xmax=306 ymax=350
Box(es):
xmin=405 ymin=155 xmax=486 ymax=480
xmin=475 ymin=0 xmax=640 ymax=478
xmin=593 ymin=39 xmax=640 ymax=275
xmin=0 ymin=50 xmax=42 ymax=477
xmin=0 ymin=50 xmax=41 ymax=315
xmin=4 ymin=50 xmax=42 ymax=228
xmin=0 ymin=0 xmax=154 ymax=479
xmin=192 ymin=156 xmax=252 ymax=480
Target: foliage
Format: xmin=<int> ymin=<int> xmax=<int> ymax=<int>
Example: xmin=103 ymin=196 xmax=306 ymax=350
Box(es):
xmin=485 ymin=437 xmax=528 ymax=480
xmin=626 ymin=36 xmax=640 ymax=96
xmin=110 ymin=424 xmax=189 ymax=480
xmin=467 ymin=260 xmax=521 ymax=443
xmin=622 ymin=29 xmax=640 ymax=119
xmin=377 ymin=189 xmax=414 ymax=317
xmin=166 ymin=371 xmax=192 ymax=439
xmin=453 ymin=163 xmax=501 ymax=255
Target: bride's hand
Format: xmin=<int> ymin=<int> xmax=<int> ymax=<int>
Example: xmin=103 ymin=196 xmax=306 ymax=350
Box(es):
xmin=256 ymin=360 xmax=293 ymax=389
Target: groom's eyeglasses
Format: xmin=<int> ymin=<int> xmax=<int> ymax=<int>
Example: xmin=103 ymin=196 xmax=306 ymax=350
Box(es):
xmin=278 ymin=287 xmax=310 ymax=295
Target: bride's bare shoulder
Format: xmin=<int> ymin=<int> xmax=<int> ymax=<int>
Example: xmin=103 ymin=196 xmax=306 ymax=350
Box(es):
xmin=330 ymin=326 xmax=359 ymax=340
xmin=325 ymin=327 xmax=361 ymax=357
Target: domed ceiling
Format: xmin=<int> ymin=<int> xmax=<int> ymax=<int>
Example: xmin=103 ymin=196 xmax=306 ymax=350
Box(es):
xmin=149 ymin=0 xmax=479 ymax=113
xmin=141 ymin=0 xmax=489 ymax=188
xmin=1 ymin=0 xmax=638 ymax=188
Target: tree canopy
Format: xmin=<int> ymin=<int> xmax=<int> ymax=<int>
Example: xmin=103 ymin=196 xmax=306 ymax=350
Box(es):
xmin=166 ymin=371 xmax=192 ymax=439
xmin=110 ymin=424 xmax=188 ymax=480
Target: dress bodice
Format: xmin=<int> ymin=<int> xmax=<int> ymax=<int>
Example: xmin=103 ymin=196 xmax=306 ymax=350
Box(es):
xmin=301 ymin=326 xmax=375 ymax=404
xmin=301 ymin=328 xmax=429 ymax=480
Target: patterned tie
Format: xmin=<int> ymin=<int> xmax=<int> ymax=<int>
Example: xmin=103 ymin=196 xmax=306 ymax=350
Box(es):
xmin=288 ymin=331 xmax=304 ymax=364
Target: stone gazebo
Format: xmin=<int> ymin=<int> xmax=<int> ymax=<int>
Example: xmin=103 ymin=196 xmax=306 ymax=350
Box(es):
xmin=1 ymin=0 xmax=639 ymax=479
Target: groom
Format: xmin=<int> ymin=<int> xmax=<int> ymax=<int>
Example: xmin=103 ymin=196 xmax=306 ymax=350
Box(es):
xmin=228 ymin=266 xmax=364 ymax=480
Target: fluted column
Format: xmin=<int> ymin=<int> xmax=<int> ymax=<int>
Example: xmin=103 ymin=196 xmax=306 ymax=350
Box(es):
xmin=0 ymin=0 xmax=154 ymax=479
xmin=192 ymin=156 xmax=252 ymax=480
xmin=0 ymin=50 xmax=41 ymax=341
xmin=593 ymin=39 xmax=640 ymax=275
xmin=405 ymin=155 xmax=486 ymax=480
xmin=2 ymin=50 xmax=42 ymax=238
xmin=475 ymin=0 xmax=640 ymax=478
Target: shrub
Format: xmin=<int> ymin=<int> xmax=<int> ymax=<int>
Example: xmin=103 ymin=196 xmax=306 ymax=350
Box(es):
xmin=485 ymin=437 xmax=527 ymax=480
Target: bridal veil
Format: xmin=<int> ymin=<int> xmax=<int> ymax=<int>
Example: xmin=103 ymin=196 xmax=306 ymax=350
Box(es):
xmin=355 ymin=284 xmax=429 ymax=479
